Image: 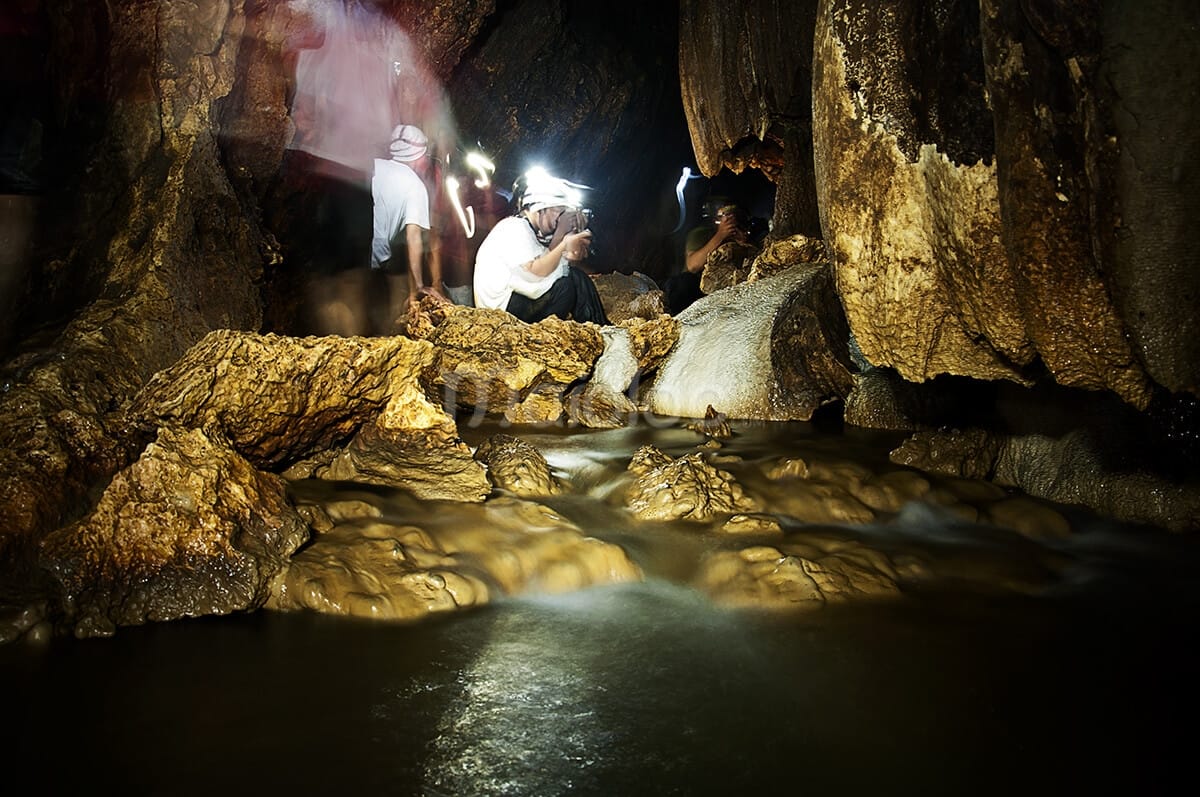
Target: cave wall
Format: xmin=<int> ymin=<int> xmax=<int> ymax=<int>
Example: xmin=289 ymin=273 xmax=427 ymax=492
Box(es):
xmin=677 ymin=0 xmax=1199 ymax=408
xmin=679 ymin=0 xmax=822 ymax=237
xmin=0 ymin=0 xmax=274 ymax=560
xmin=446 ymin=0 xmax=692 ymax=276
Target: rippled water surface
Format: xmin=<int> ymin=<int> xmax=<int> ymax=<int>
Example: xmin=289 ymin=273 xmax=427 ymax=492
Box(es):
xmin=3 ymin=420 xmax=1198 ymax=794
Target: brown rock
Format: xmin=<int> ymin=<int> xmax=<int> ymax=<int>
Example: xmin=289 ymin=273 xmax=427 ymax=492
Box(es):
xmin=619 ymin=315 xmax=680 ymax=374
xmin=39 ymin=427 xmax=309 ymax=637
xmin=699 ymin=241 xmax=760 ymax=294
xmin=314 ymin=421 xmax=490 ymax=503
xmin=890 ymin=428 xmax=1004 ymax=481
xmin=748 ymin=234 xmax=828 ymax=283
xmin=695 ymin=540 xmax=903 ymax=609
xmin=132 ymin=330 xmax=442 ymax=470
xmin=424 ymin=308 xmax=605 ymax=421
xmin=268 ymin=495 xmax=642 ymax=621
xmin=592 ymin=271 xmax=667 ymax=323
xmin=474 ymin=434 xmax=562 ymax=497
xmin=624 ymin=446 xmax=756 ymax=521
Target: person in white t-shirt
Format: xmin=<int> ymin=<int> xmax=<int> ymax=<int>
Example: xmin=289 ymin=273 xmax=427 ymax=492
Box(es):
xmin=473 ymin=168 xmax=609 ymax=325
xmin=371 ymin=124 xmax=443 ymax=324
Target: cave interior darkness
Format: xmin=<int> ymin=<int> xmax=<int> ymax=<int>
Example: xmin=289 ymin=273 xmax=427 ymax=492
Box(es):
xmin=0 ymin=0 xmax=784 ymax=349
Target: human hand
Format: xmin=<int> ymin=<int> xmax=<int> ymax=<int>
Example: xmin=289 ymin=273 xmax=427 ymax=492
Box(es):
xmin=563 ymin=230 xmax=592 ymax=261
xmin=550 ymin=209 xmax=588 ymax=249
xmin=715 ymin=214 xmax=745 ymax=244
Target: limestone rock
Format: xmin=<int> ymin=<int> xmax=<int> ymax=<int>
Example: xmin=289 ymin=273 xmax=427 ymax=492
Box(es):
xmin=0 ymin=0 xmax=267 ymax=562
xmin=813 ymin=0 xmax=1157 ymax=407
xmin=679 ymin=0 xmax=821 ymax=235
xmin=268 ymin=495 xmax=642 ymax=621
xmin=312 ymin=420 xmax=490 ymax=503
xmin=647 ymin=265 xmax=854 ymax=420
xmin=695 ymin=540 xmax=903 ymax=609
xmin=619 ymin=315 xmax=680 ymax=374
xmin=993 ymin=430 xmax=1200 ymax=533
xmin=566 ymin=325 xmax=640 ymax=429
xmin=683 ymin=405 xmax=732 ymax=439
xmin=39 ymin=426 xmax=309 ymax=637
xmin=474 ymin=434 xmax=562 ymax=497
xmin=699 ymin=241 xmax=760 ymax=294
xmin=748 ymin=234 xmax=828 ymax=283
xmin=890 ymin=428 xmax=1004 ymax=481
xmin=424 ymin=308 xmax=605 ymax=421
xmin=132 ymin=330 xmax=443 ymax=470
xmin=592 ymin=271 xmax=667 ymax=323
xmin=624 ymin=446 xmax=756 ymax=522
xmin=566 ymin=384 xmax=638 ymax=430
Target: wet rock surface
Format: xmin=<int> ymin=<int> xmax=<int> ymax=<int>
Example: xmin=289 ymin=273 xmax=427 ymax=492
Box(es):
xmin=269 ymin=492 xmax=643 ymax=621
xmin=39 ymin=426 xmax=310 ymax=637
xmin=647 ymin=265 xmax=854 ymax=420
xmin=474 ymin=434 xmax=563 ymax=497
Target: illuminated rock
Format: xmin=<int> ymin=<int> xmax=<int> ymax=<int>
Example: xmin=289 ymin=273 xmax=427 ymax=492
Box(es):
xmin=699 ymin=240 xmax=760 ymax=294
xmin=646 ymin=264 xmax=854 ymax=420
xmin=39 ymin=426 xmax=309 ymax=637
xmin=624 ymin=445 xmax=756 ymax=521
xmin=268 ymin=496 xmax=643 ymax=621
xmin=695 ymin=540 xmax=904 ymax=609
xmin=133 ymin=330 xmax=443 ymax=469
xmin=747 ymin=235 xmax=828 ymax=283
xmin=423 ymin=308 xmax=604 ymax=422
xmin=474 ymin=434 xmax=562 ymax=498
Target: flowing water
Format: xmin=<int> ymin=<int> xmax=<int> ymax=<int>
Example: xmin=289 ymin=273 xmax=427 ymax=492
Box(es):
xmin=3 ymin=419 xmax=1198 ymax=795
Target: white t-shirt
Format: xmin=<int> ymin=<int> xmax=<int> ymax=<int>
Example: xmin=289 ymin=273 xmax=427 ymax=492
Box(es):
xmin=371 ymin=158 xmax=431 ymax=269
xmin=473 ymin=216 xmax=569 ymax=310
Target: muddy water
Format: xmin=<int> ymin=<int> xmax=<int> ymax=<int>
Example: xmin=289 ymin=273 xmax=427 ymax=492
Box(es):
xmin=3 ymin=419 xmax=1198 ymax=794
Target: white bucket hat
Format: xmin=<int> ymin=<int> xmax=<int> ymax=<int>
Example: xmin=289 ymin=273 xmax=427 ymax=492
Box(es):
xmin=389 ymin=124 xmax=428 ymax=163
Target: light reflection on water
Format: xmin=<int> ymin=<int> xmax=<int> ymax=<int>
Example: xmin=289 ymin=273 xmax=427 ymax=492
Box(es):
xmin=3 ymin=419 xmax=1199 ymax=794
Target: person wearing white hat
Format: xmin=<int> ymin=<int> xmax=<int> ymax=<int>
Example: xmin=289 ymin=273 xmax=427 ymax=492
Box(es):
xmin=472 ymin=167 xmax=609 ymax=325
xmin=371 ymin=123 xmax=442 ymax=324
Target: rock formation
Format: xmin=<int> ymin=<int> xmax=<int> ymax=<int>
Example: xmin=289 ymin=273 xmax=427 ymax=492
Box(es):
xmin=2 ymin=0 xmax=1199 ymax=641
xmin=647 ymin=265 xmax=855 ymax=420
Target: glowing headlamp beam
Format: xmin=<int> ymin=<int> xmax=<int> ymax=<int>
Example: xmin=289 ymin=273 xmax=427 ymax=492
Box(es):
xmin=445 ymin=175 xmax=476 ymax=238
xmin=672 ymin=166 xmax=702 ymax=233
xmin=465 ymin=151 xmax=495 ymax=189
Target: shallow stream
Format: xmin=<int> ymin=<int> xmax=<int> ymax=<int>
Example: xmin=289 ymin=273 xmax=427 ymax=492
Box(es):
xmin=3 ymin=419 xmax=1197 ymax=794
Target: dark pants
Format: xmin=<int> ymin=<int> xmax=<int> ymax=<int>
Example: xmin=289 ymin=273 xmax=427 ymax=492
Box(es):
xmin=506 ymin=266 xmax=610 ymax=325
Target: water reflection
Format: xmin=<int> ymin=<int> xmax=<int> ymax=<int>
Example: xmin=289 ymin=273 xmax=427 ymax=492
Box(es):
xmin=3 ymin=419 xmax=1199 ymax=793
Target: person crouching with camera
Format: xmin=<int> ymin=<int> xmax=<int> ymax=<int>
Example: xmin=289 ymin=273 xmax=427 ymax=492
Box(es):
xmin=472 ymin=168 xmax=610 ymax=325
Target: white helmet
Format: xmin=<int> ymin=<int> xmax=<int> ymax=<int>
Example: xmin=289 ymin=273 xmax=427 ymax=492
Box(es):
xmin=519 ymin=166 xmax=589 ymax=212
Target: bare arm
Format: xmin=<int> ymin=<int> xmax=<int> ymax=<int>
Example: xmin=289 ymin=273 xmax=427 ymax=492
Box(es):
xmin=426 ymin=228 xmax=444 ymax=296
xmin=685 ymin=216 xmax=741 ymax=273
xmin=525 ymin=231 xmax=591 ymax=277
xmin=405 ymin=223 xmax=424 ymax=303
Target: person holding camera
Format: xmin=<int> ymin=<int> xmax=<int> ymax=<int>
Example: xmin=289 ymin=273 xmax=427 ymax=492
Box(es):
xmin=664 ymin=197 xmax=748 ymax=314
xmin=472 ymin=168 xmax=610 ymax=325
